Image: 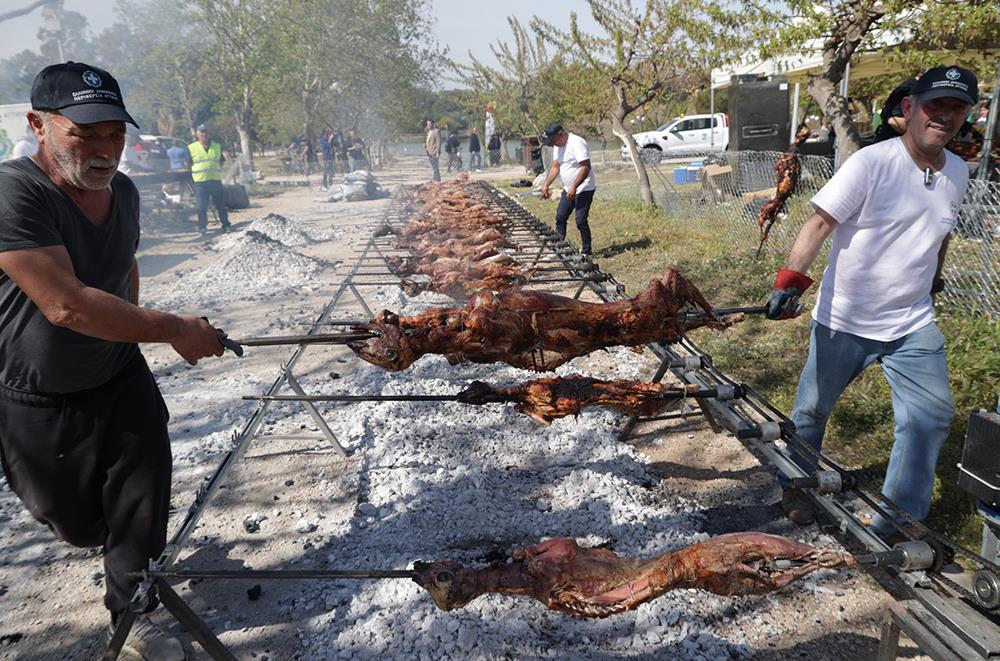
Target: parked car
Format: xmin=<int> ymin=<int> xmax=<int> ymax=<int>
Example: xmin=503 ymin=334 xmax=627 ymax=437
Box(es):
xmin=621 ymin=113 xmax=729 ymax=160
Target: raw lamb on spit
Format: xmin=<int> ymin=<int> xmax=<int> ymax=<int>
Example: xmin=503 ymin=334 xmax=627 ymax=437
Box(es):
xmin=348 ymin=268 xmax=743 ymax=371
xmin=413 ymin=532 xmax=855 ymax=617
xmin=456 ymin=377 xmax=702 ymax=424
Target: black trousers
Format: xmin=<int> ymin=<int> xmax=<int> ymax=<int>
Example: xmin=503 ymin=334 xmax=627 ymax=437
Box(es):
xmin=0 ymin=353 xmax=172 ymax=616
xmin=555 ymin=188 xmax=595 ymax=254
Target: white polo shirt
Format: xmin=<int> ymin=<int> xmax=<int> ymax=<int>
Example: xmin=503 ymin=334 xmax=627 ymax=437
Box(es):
xmin=810 ymin=137 xmax=968 ymax=341
xmin=554 ymin=133 xmax=596 ymax=192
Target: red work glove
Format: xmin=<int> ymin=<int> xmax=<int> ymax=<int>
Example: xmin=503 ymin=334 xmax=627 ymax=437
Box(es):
xmin=765 ymin=269 xmax=814 ymax=320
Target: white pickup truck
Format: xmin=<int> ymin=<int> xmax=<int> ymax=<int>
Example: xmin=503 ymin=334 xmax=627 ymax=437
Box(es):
xmin=622 ymin=112 xmax=729 ymax=160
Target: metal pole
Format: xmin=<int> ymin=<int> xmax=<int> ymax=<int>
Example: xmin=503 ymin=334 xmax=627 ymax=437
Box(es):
xmin=790 ymin=82 xmax=801 ymax=142
xmin=977 ymin=59 xmax=1000 ymax=182
xmin=710 ymin=80 xmax=715 ymax=148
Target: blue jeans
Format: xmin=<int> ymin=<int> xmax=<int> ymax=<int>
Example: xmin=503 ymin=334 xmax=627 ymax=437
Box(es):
xmin=781 ymin=320 xmax=953 ymax=534
xmin=193 ymin=180 xmax=229 ymax=231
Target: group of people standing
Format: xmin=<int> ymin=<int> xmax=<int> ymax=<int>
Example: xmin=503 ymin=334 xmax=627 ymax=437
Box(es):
xmin=318 ymin=128 xmax=369 ymax=188
xmin=423 ymin=105 xmax=503 ymax=182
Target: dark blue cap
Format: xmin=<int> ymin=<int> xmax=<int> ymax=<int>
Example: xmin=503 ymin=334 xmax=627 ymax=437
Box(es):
xmin=30 ymin=61 xmax=138 ymax=127
xmin=912 ymin=66 xmax=978 ymax=106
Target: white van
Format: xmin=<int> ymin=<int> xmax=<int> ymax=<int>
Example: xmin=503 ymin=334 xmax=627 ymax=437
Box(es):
xmin=622 ymin=113 xmax=729 ymax=159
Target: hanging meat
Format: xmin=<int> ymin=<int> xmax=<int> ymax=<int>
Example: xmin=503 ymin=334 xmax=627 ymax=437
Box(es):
xmin=413 ymin=532 xmax=855 ymax=617
xmin=456 ymin=377 xmax=701 ymax=424
xmin=756 ymin=125 xmax=812 ymax=253
xmin=348 ymin=268 xmax=743 ymax=371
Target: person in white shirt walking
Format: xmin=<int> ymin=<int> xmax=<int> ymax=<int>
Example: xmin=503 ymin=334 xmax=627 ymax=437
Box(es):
xmin=764 ymin=65 xmax=978 ymax=540
xmin=540 ymin=124 xmax=596 ymax=255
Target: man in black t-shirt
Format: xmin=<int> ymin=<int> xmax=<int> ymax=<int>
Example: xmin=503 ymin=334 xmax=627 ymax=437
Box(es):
xmin=0 ymin=62 xmax=229 ymax=659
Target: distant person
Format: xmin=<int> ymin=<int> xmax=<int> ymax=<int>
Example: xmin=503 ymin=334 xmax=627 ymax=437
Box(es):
xmin=11 ymin=124 xmax=37 ymax=159
xmin=118 ymin=132 xmax=148 ymax=175
xmin=333 ymin=129 xmax=347 ymax=172
xmin=873 ymin=78 xmax=917 ymax=143
xmin=446 ymin=129 xmax=462 ymax=173
xmin=188 ymin=123 xmax=231 ymax=234
xmin=974 ymin=102 xmax=991 ymax=131
xmin=319 ymin=128 xmax=335 ymax=188
xmin=345 ymin=129 xmax=368 ymax=172
xmin=468 ymin=126 xmax=482 ymax=170
xmin=487 ymin=132 xmax=502 ymax=167
xmin=485 ymin=102 xmax=495 ymax=148
xmin=0 ymin=60 xmax=228 ymax=661
xmin=765 ymin=66 xmax=978 ymax=540
xmin=166 ymin=139 xmax=189 ymax=170
xmin=540 ymin=123 xmax=596 ymax=256
xmin=424 ymin=119 xmax=441 ymax=182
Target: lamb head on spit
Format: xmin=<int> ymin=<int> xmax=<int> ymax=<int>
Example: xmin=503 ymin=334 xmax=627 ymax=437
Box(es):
xmin=348 ymin=268 xmax=743 ymax=371
xmin=412 ymin=532 xmax=855 ymax=617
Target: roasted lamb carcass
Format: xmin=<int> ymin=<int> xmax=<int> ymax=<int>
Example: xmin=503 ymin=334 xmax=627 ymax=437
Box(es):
xmin=398 ymin=262 xmax=532 ymax=299
xmin=457 ymin=377 xmax=701 ymax=424
xmin=385 ymin=251 xmax=514 ymax=278
xmin=376 ymin=213 xmax=508 ymax=239
xmin=756 ymin=125 xmax=812 ymax=246
xmin=413 ymin=532 xmax=855 ymax=617
xmin=398 ymin=227 xmax=509 ymax=252
xmin=349 ymin=268 xmax=743 ymax=371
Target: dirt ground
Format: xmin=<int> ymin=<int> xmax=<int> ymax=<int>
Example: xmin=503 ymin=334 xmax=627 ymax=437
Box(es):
xmin=0 ymin=156 xmax=926 ymax=660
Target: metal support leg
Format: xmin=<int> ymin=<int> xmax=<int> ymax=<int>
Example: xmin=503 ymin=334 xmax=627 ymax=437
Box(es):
xmin=618 ymin=352 xmax=675 ymax=440
xmin=283 ymin=371 xmax=348 ymax=456
xmin=348 ymin=283 xmax=373 ymax=317
xmin=877 ymin=617 xmax=900 ymax=661
xmin=156 ymin=579 xmax=237 ymax=661
xmin=102 ymin=608 xmax=136 ymax=661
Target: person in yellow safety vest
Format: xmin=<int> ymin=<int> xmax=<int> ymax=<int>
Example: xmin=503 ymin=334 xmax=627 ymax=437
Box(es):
xmin=187 ymin=124 xmax=230 ymax=234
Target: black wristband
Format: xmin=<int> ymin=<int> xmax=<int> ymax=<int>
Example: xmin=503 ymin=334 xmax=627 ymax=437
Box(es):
xmin=931 ymin=277 xmax=945 ymax=294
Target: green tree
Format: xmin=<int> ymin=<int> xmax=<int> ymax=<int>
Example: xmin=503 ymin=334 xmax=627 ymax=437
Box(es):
xmin=185 ymin=0 xmax=281 ymax=171
xmin=534 ymin=0 xmax=738 ymax=205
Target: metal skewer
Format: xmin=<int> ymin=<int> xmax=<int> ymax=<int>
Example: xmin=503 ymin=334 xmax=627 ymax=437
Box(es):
xmin=131 ymin=569 xmax=416 ymax=580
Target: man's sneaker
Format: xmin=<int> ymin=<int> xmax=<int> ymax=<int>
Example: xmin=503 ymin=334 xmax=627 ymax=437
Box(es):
xmin=780 ymin=488 xmax=816 ymax=525
xmin=108 ymin=616 xmax=186 ymax=661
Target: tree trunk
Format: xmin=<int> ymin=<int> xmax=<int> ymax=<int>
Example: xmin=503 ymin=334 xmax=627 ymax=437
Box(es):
xmin=612 ymin=110 xmax=654 ymax=206
xmin=807 ymin=76 xmax=863 ymax=162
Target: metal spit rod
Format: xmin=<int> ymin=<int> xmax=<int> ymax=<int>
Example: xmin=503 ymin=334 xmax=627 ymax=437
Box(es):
xmin=243 ymin=386 xmax=740 ymax=404
xmin=132 ymin=569 xmax=417 ymax=580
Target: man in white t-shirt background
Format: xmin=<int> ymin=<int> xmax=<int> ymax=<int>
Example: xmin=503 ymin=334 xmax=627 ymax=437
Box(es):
xmin=764 ymin=65 xmax=978 ymax=540
xmin=540 ymin=123 xmax=597 ymax=255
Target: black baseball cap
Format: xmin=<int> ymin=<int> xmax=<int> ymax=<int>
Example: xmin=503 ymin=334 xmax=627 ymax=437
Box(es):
xmin=912 ymin=65 xmax=978 ymax=106
xmin=30 ymin=61 xmax=138 ymax=127
xmin=543 ymin=123 xmax=564 ymax=145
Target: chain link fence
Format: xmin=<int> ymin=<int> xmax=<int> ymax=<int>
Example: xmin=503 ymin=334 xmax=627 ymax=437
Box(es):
xmin=641 ymin=149 xmax=999 ymax=317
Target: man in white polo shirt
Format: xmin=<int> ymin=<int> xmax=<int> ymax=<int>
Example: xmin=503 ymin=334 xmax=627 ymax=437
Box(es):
xmin=540 ymin=123 xmax=597 ymax=255
xmin=765 ymin=65 xmax=978 ymax=538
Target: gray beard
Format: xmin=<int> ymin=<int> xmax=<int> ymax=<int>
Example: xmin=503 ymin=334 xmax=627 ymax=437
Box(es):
xmin=48 ymin=141 xmax=117 ymax=191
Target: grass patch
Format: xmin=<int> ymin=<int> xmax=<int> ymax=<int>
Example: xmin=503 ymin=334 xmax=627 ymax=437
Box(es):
xmin=500 ymin=167 xmax=999 ymax=549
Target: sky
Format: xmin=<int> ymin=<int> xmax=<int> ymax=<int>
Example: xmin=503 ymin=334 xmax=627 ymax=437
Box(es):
xmin=0 ymin=0 xmax=601 ymax=68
